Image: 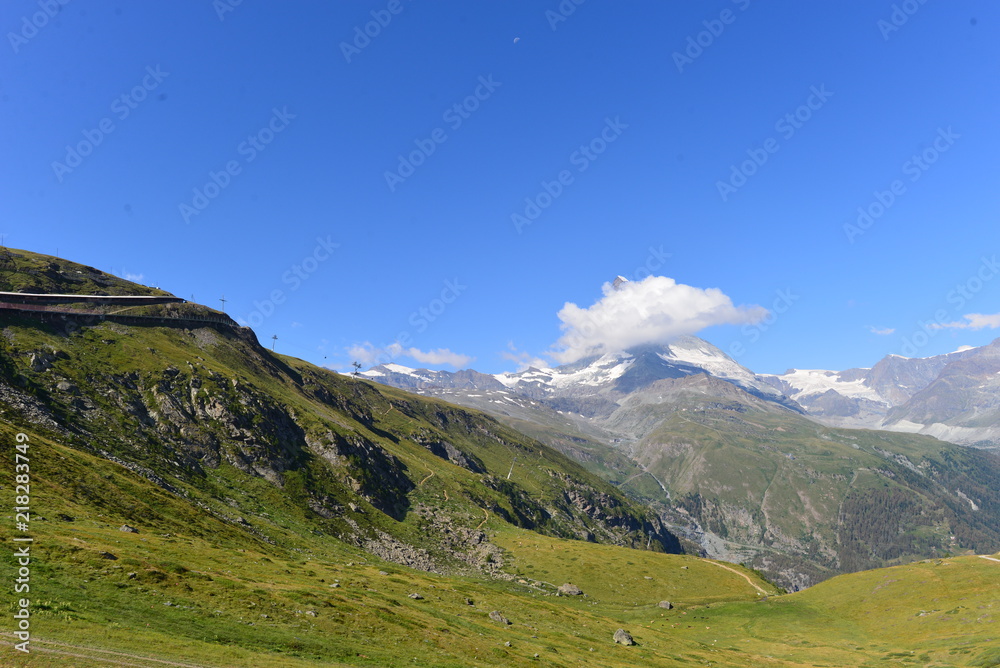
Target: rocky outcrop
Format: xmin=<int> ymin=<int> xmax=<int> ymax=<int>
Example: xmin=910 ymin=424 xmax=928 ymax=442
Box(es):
xmin=308 ymin=430 xmax=413 ymax=519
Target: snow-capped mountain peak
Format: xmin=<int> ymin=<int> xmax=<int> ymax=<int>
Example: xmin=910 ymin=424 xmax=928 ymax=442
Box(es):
xmin=364 ymin=336 xmax=799 ymax=413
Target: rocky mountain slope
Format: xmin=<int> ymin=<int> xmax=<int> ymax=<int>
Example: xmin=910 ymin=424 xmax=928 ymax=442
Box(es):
xmin=0 ymin=248 xmax=680 ymax=583
xmin=364 ymin=339 xmax=1000 ymax=589
xmin=762 ymin=341 xmax=1000 ymax=447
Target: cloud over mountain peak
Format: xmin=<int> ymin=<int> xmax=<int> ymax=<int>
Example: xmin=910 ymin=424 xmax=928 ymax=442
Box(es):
xmin=551 ymin=276 xmax=767 ymax=364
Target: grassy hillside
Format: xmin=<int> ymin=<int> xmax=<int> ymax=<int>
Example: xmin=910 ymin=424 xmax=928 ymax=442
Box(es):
xmin=0 ymin=248 xmax=172 ymax=297
xmin=0 ymin=431 xmax=996 ymax=665
xmin=0 ymin=312 xmax=681 ymax=564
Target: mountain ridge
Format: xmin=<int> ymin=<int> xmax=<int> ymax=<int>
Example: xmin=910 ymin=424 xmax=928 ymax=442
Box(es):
xmin=762 ymin=340 xmax=1000 ymax=447
xmin=362 ymin=334 xmax=1000 ymax=589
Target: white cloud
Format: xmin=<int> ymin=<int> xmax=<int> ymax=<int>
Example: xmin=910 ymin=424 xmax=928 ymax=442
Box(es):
xmin=406 ymin=346 xmax=473 ymax=367
xmin=123 ymin=272 xmax=144 ymax=283
xmin=929 ymin=313 xmax=1000 ymax=330
xmin=869 ymin=326 xmax=895 ymax=335
xmin=550 ymin=276 xmax=767 ymax=364
xmin=347 ymin=343 xmax=382 ymax=366
xmin=347 ymin=341 xmax=473 ymax=368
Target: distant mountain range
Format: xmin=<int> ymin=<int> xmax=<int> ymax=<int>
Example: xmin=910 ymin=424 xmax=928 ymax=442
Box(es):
xmin=763 ymin=341 xmax=1000 ymax=447
xmin=361 ymin=336 xmax=1000 ymax=589
xmin=362 ymin=335 xmax=801 ymax=413
xmin=364 ymin=336 xmax=1000 ymax=449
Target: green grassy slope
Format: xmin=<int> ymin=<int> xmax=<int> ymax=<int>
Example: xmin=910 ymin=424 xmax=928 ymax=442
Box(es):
xmin=1 ymin=429 xmax=997 ymax=666
xmin=0 ymin=312 xmax=679 ymax=564
xmin=0 ymin=248 xmax=172 ymax=297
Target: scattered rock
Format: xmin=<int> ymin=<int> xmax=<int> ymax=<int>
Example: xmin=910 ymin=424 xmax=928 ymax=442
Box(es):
xmin=489 ymin=610 xmax=511 ymax=625
xmin=613 ymin=629 xmax=635 ymax=646
xmin=56 ymin=513 xmax=74 ymax=522
xmin=658 ymin=601 xmax=673 ymax=610
xmin=99 ymin=552 xmax=117 ymax=560
xmin=164 ymin=601 xmax=174 ymax=607
xmin=378 ymin=570 xmax=388 ymax=576
xmin=330 ymin=583 xmax=340 ymax=588
xmin=127 ymin=572 xmax=137 ymax=580
xmin=408 ymin=593 xmax=424 ymax=600
xmin=55 ymin=380 xmax=77 ymax=394
xmin=29 ymin=351 xmax=57 ymax=372
xmin=644 ymin=576 xmax=653 ymax=580
xmin=119 ymin=524 xmax=139 ymax=533
xmin=464 ymin=597 xmax=474 ymax=606
xmin=680 ymin=566 xmax=688 ymax=570
xmin=558 ymin=583 xmax=583 ymax=596
xmin=305 ymin=610 xmax=317 ymax=617
xmin=504 ymin=641 xmax=512 ymax=647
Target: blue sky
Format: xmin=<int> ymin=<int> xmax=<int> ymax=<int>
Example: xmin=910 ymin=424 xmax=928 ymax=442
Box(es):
xmin=2 ymin=0 xmax=999 ymax=375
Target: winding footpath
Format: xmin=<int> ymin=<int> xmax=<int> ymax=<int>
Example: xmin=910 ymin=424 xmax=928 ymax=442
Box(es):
xmin=700 ymin=559 xmax=770 ymax=596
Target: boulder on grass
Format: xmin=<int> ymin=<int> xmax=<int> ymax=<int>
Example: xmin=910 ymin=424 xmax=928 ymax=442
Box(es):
xmin=489 ymin=610 xmax=511 ymax=625
xmin=558 ymin=583 xmax=583 ymax=596
xmin=613 ymin=629 xmax=635 ymax=646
